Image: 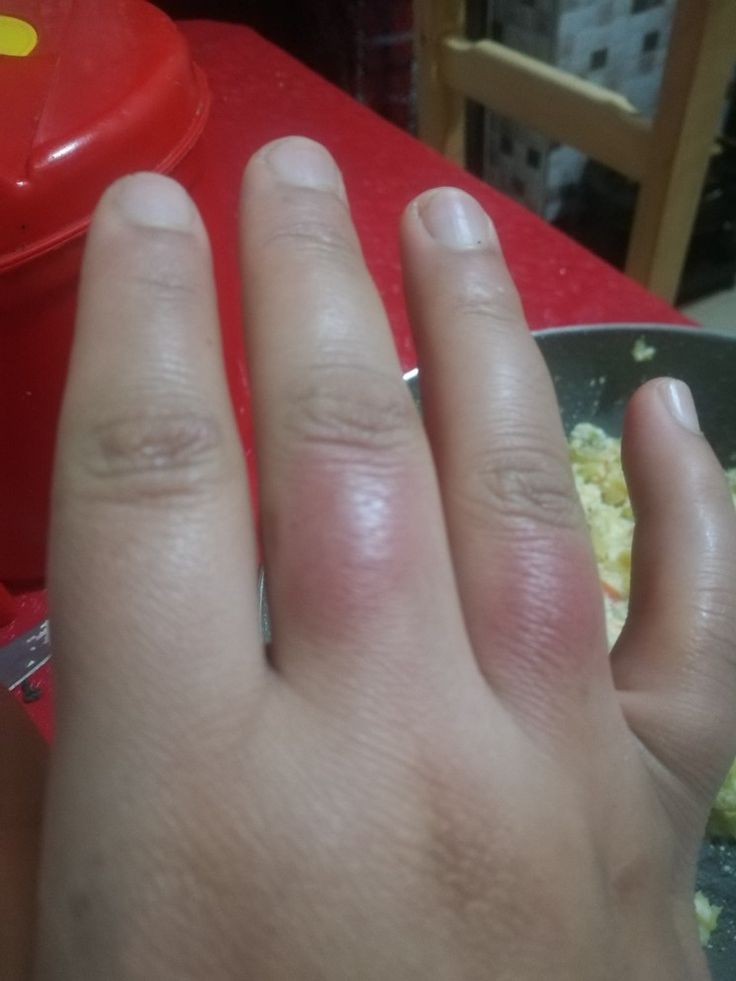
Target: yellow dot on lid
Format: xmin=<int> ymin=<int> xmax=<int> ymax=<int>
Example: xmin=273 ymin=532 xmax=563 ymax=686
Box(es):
xmin=0 ymin=15 xmax=38 ymax=57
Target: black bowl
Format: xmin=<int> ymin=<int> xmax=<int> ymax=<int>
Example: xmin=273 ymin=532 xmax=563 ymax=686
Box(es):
xmin=405 ymin=324 xmax=735 ymax=464
xmin=535 ymin=324 xmax=736 ymax=468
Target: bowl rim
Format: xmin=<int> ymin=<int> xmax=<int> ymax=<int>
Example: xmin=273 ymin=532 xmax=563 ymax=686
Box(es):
xmin=531 ymin=323 xmax=734 ymax=343
xmin=403 ymin=322 xmax=735 ymax=384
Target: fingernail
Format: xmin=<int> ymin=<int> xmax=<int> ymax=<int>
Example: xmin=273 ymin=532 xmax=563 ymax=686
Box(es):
xmin=266 ymin=137 xmax=344 ymax=195
xmin=659 ymin=378 xmax=701 ymax=434
xmin=419 ymin=188 xmax=496 ymax=250
xmin=115 ymin=174 xmax=195 ymax=230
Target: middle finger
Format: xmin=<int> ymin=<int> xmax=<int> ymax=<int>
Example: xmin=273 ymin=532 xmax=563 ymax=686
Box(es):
xmin=240 ymin=138 xmax=473 ymax=699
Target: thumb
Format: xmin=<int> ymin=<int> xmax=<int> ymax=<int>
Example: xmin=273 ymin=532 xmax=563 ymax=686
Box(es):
xmin=613 ymin=378 xmax=736 ymax=825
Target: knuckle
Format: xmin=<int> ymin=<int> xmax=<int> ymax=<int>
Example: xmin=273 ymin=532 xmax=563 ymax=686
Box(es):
xmin=71 ymin=407 xmax=230 ymax=505
xmin=463 ymin=434 xmax=581 ymax=532
xmin=259 ymin=216 xmax=360 ymax=271
xmin=129 ymin=269 xmax=198 ymax=309
xmin=282 ymin=364 xmax=419 ymax=459
xmin=452 ymin=278 xmax=524 ymax=335
xmin=417 ymin=758 xmax=567 ymax=942
xmin=686 ymin=586 xmax=736 ymax=669
xmin=605 ymin=834 xmax=673 ymax=909
xmin=424 ymin=791 xmax=508 ymax=916
xmin=126 ymin=230 xmax=206 ymax=309
xmin=676 ymin=544 xmax=736 ymax=659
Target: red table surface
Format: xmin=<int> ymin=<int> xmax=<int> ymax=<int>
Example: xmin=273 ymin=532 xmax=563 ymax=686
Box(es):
xmin=2 ymin=20 xmax=688 ymax=741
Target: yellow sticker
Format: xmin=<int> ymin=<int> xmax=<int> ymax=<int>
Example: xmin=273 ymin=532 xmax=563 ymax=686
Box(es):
xmin=0 ymin=15 xmax=38 ymax=57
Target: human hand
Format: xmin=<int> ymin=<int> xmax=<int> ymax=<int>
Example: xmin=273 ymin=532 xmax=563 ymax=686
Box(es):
xmin=9 ymin=137 xmax=736 ymax=980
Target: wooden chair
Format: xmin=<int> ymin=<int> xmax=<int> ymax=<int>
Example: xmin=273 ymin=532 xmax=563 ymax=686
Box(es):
xmin=414 ymin=0 xmax=736 ymax=302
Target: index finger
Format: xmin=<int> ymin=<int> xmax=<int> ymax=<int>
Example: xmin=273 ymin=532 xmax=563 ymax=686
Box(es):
xmin=49 ymin=174 xmax=265 ymax=741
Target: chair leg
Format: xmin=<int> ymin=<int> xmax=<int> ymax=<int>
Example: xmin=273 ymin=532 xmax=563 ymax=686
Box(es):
xmin=414 ymin=0 xmax=467 ymax=164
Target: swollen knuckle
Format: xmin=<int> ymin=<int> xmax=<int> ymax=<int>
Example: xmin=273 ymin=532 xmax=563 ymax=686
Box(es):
xmin=465 ymin=437 xmax=580 ymax=531
xmin=73 ymin=408 xmax=229 ymax=503
xmin=282 ymin=365 xmax=418 ymax=458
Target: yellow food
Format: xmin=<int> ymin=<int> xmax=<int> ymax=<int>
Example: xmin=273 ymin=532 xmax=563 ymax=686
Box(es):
xmin=709 ymin=758 xmax=736 ymax=840
xmin=631 ymin=337 xmax=656 ymax=362
xmin=694 ymin=891 xmax=722 ymax=947
xmin=569 ymin=423 xmax=632 ymax=646
xmin=570 ymin=422 xmax=736 ymax=651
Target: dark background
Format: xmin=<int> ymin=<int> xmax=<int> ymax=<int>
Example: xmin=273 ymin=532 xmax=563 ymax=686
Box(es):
xmin=157 ymin=0 xmax=415 ymax=129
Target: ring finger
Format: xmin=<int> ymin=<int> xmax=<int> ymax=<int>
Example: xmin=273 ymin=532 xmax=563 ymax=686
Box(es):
xmin=401 ymin=188 xmax=610 ymax=732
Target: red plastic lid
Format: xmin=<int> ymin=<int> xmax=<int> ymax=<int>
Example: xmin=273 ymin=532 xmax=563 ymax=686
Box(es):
xmin=0 ymin=1 xmax=210 ymax=271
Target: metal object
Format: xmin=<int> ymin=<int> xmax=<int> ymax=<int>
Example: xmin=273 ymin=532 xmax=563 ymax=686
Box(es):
xmin=257 ymin=566 xmax=272 ymax=644
xmin=0 ymin=620 xmax=50 ymax=690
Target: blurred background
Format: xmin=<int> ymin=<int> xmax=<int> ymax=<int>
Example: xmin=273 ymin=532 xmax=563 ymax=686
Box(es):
xmin=159 ymin=1 xmax=415 ymax=130
xmin=159 ymin=0 xmax=736 ymax=327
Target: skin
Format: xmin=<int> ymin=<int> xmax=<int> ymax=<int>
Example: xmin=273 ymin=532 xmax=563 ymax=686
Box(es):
xmin=0 ymin=136 xmax=734 ymax=980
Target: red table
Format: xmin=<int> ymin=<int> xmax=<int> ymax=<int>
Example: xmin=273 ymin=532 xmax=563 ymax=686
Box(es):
xmin=2 ymin=20 xmax=689 ymax=740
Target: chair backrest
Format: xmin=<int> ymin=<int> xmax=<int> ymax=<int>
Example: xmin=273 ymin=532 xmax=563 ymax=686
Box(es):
xmin=414 ymin=0 xmax=736 ymax=301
